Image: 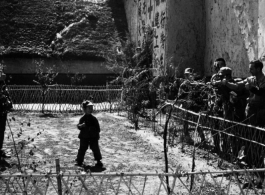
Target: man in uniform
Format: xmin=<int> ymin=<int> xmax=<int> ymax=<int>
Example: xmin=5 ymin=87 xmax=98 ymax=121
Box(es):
xmin=132 ymin=47 xmax=142 ymax=67
xmin=210 ymin=58 xmax=228 ymax=116
xmin=213 ymin=67 xmax=239 ymax=156
xmin=212 ymin=67 xmax=234 ymax=118
xmin=178 ymin=68 xmax=206 ymax=145
xmin=211 ymin=58 xmax=226 ymax=84
xmin=222 ymin=60 xmax=265 ymax=186
xmin=178 ymin=68 xmax=194 ymax=99
xmin=209 ymin=65 xmax=247 ymax=158
xmin=222 ymin=60 xmax=265 ymax=126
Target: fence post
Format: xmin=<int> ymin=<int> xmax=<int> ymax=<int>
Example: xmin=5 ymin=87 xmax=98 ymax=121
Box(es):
xmin=190 ymin=113 xmax=202 ymax=192
xmin=59 ymin=85 xmax=61 ymax=113
xmin=56 ymin=159 xmax=63 ymax=195
xmin=107 ymin=83 xmax=111 ymax=113
xmin=152 ymin=108 xmax=156 ymax=133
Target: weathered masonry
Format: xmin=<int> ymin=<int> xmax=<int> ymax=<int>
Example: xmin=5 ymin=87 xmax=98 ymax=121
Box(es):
xmin=123 ymin=0 xmax=265 ymax=78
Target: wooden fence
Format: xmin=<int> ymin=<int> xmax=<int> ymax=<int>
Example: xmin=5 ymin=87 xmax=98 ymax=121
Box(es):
xmin=7 ymin=85 xmax=122 ymax=113
xmin=1 ymin=158 xmax=264 ymax=194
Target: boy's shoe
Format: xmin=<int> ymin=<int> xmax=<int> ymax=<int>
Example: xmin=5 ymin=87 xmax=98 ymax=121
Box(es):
xmin=95 ymin=161 xmax=103 ymax=167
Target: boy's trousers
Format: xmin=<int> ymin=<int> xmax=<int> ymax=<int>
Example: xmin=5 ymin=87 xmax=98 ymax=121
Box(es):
xmin=76 ymin=138 xmax=102 ymax=163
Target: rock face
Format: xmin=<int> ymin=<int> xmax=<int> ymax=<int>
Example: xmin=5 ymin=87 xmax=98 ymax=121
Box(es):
xmin=0 ymin=0 xmax=127 ymax=60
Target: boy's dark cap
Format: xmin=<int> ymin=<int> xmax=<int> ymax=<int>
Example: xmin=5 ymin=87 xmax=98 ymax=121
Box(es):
xmin=82 ymin=100 xmax=93 ymax=108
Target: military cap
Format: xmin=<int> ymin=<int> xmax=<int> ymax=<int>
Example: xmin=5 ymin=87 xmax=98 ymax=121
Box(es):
xmin=184 ymin=68 xmax=193 ymax=75
xmin=218 ymin=67 xmax=232 ymax=76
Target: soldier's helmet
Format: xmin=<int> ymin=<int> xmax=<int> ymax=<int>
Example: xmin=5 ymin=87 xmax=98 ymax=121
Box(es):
xmin=218 ymin=67 xmax=232 ymax=77
xmin=184 ymin=68 xmax=193 ymax=75
xmin=135 ymin=47 xmax=141 ymax=52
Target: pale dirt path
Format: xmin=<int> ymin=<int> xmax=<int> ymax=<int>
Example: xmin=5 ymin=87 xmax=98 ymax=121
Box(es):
xmin=1 ymin=112 xmax=243 ymax=194
xmin=2 ymin=112 xmax=171 ymax=194
xmin=4 ymin=112 xmax=165 ymax=171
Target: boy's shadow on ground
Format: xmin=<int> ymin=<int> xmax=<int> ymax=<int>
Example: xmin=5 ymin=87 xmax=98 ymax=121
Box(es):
xmin=84 ymin=165 xmax=106 ymax=172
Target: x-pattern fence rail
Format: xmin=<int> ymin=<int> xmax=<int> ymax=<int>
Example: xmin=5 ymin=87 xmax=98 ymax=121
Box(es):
xmin=4 ymin=87 xmax=265 ymax=194
xmin=1 ymin=168 xmax=265 ymax=194
xmin=8 ymin=85 xmax=122 ymax=113
xmin=155 ymin=102 xmax=265 ymax=173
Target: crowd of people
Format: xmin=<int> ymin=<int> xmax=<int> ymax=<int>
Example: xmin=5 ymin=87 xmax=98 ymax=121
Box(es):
xmin=177 ymin=58 xmax=265 ymax=127
xmin=175 ymin=58 xmax=265 ymax=186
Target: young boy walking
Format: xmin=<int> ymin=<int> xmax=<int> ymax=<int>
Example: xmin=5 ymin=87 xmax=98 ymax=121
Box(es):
xmin=75 ymin=100 xmax=103 ymax=167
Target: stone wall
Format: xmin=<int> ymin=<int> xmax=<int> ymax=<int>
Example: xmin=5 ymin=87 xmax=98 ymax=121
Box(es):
xmin=123 ymin=0 xmax=204 ymax=77
xmin=123 ymin=0 xmax=265 ymax=78
xmin=166 ymin=0 xmax=205 ymax=77
xmin=204 ymin=0 xmax=265 ymax=77
xmin=123 ymin=0 xmax=138 ymax=43
xmin=123 ymin=0 xmax=167 ymax=76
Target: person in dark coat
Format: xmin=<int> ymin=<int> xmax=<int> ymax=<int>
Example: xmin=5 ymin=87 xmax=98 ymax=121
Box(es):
xmin=222 ymin=60 xmax=265 ymax=186
xmin=0 ymin=73 xmax=12 ymax=160
xmin=75 ymin=100 xmax=103 ymax=167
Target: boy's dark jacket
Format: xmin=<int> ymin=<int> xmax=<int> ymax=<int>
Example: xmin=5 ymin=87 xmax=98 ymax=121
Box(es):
xmin=77 ymin=114 xmax=100 ymax=139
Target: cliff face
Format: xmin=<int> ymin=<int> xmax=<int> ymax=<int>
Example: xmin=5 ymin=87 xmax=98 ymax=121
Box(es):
xmin=0 ymin=0 xmax=127 ymax=61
